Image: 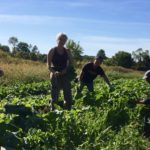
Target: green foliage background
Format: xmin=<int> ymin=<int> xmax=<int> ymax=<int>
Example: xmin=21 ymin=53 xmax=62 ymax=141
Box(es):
xmin=0 ymin=76 xmax=150 ymax=149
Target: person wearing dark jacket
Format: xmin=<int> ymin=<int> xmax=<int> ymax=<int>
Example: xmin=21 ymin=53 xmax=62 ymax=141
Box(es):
xmin=76 ymin=56 xmax=112 ymax=96
xmin=47 ymin=33 xmax=73 ymax=111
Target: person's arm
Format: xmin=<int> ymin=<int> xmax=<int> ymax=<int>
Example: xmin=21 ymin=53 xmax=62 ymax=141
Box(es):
xmin=135 ymin=100 xmax=145 ymax=104
xmin=47 ymin=49 xmax=56 ymax=74
xmin=136 ymin=99 xmax=150 ymax=105
xmin=102 ymin=74 xmax=111 ymax=87
xmin=79 ymin=63 xmax=89 ymax=81
xmin=79 ymin=70 xmax=84 ymax=81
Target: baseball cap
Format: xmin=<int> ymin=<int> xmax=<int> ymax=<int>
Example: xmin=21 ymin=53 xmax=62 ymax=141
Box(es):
xmin=143 ymin=70 xmax=150 ymax=79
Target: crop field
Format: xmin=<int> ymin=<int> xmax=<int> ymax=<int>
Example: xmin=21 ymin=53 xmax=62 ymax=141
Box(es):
xmin=0 ymin=77 xmax=150 ymax=149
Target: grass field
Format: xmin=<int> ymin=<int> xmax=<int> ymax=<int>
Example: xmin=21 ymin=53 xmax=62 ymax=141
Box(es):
xmin=0 ymin=74 xmax=150 ymax=149
xmin=0 ymin=50 xmax=49 ymax=85
xmin=1 ymin=50 xmax=150 ymax=149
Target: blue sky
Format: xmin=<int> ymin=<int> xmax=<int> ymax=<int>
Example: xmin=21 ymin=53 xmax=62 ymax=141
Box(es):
xmin=0 ymin=0 xmax=150 ymax=57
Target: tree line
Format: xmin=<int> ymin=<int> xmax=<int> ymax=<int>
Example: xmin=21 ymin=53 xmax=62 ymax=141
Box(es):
xmin=97 ymin=49 xmax=150 ymax=71
xmin=0 ymin=36 xmax=150 ymax=71
xmin=0 ymin=37 xmax=47 ymax=62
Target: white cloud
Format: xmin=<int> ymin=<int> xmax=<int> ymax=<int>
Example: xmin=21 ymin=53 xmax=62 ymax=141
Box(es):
xmin=0 ymin=14 xmax=55 ymax=24
xmin=0 ymin=14 xmax=150 ymax=26
xmin=66 ymin=2 xmax=91 ymax=7
xmin=80 ymin=35 xmax=150 ymax=57
xmin=0 ymin=14 xmax=150 ymax=57
xmin=82 ymin=35 xmax=150 ymax=44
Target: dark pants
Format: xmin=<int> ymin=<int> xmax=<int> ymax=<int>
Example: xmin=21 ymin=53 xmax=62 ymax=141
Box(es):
xmin=50 ymin=74 xmax=72 ymax=110
xmin=77 ymin=81 xmax=94 ymax=94
xmin=143 ymin=109 xmax=150 ymax=137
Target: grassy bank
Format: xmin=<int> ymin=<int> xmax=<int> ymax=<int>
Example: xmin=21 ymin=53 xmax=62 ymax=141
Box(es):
xmin=0 ymin=50 xmax=143 ymax=85
xmin=76 ymin=60 xmax=143 ymax=79
xmin=0 ymin=50 xmax=49 ymax=85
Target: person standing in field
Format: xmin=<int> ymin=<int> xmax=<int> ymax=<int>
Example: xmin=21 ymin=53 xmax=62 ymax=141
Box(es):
xmin=47 ymin=33 xmax=73 ymax=111
xmin=75 ymin=56 xmax=112 ymax=97
xmin=135 ymin=70 xmax=150 ymax=104
xmin=134 ymin=70 xmax=150 ymax=137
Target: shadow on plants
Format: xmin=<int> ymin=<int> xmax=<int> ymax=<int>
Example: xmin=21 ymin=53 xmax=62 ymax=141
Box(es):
xmin=5 ymin=104 xmax=33 ymax=116
xmin=4 ymin=104 xmax=48 ymax=131
xmin=82 ymin=92 xmax=103 ymax=107
xmin=0 ymin=130 xmax=22 ymax=149
xmin=106 ymin=108 xmax=129 ymax=131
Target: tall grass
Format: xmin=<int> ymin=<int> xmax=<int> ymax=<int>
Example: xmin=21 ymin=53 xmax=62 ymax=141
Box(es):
xmin=0 ymin=50 xmax=49 ymax=85
xmin=75 ymin=59 xmax=143 ymax=79
xmin=103 ymin=66 xmax=143 ymax=79
xmin=0 ymin=50 xmax=143 ymax=85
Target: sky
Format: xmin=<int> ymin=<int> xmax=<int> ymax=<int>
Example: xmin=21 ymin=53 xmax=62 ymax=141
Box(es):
xmin=0 ymin=0 xmax=150 ymax=57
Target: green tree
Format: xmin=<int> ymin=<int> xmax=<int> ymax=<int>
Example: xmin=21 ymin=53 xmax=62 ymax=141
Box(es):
xmin=17 ymin=42 xmax=30 ymax=53
xmin=112 ymin=51 xmax=133 ymax=68
xmin=132 ymin=48 xmax=150 ymax=70
xmin=8 ymin=37 xmax=18 ymax=53
xmin=38 ymin=54 xmax=47 ymax=63
xmin=30 ymin=45 xmax=39 ymax=61
xmin=32 ymin=45 xmax=39 ymax=54
xmin=132 ymin=48 xmax=149 ymax=62
xmin=15 ymin=42 xmax=30 ymax=59
xmin=96 ymin=49 xmax=107 ymax=59
xmin=104 ymin=58 xmax=116 ymax=66
xmin=66 ymin=39 xmax=83 ymax=60
xmin=0 ymin=44 xmax=10 ymax=53
xmin=82 ymin=55 xmax=94 ymax=61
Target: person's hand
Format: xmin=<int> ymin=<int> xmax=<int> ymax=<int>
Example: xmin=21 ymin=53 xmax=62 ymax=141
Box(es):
xmin=74 ymin=76 xmax=80 ymax=83
xmin=54 ymin=71 xmax=62 ymax=77
xmin=109 ymin=84 xmax=115 ymax=92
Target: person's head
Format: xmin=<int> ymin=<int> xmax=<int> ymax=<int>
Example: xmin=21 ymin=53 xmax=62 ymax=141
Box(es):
xmin=143 ymin=70 xmax=150 ymax=84
xmin=93 ymin=56 xmax=104 ymax=67
xmin=56 ymin=32 xmax=68 ymax=47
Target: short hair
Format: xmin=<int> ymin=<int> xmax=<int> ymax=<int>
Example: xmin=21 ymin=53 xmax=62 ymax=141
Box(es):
xmin=95 ymin=56 xmax=104 ymax=61
xmin=56 ymin=32 xmax=68 ymax=41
